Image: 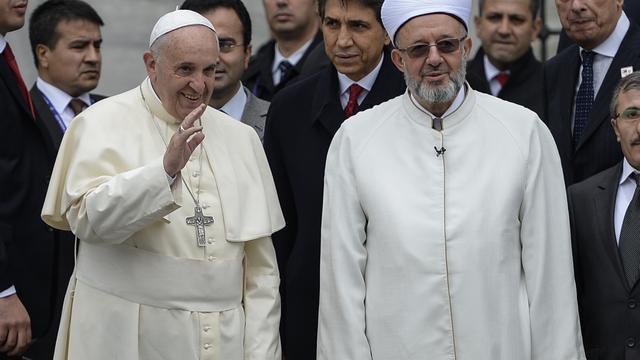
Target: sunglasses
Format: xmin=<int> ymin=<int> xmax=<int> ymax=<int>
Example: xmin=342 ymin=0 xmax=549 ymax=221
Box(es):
xmin=397 ymin=37 xmax=467 ymax=59
xmin=614 ymin=107 xmax=640 ymax=123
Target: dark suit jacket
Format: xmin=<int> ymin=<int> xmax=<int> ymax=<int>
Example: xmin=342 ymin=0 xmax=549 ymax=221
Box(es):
xmin=30 ymin=85 xmax=105 ymax=149
xmin=544 ymin=23 xmax=640 ymax=186
xmin=568 ymin=162 xmax=640 ymax=360
xmin=242 ymin=31 xmax=322 ymax=101
xmin=558 ymin=6 xmax=640 ymax=53
xmin=264 ymin=51 xmax=405 ymax=360
xmin=0 ymin=49 xmax=59 ymax=353
xmin=466 ymin=47 xmax=544 ymax=118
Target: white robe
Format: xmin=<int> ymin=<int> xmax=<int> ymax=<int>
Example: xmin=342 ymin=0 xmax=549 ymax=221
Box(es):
xmin=318 ymin=88 xmax=586 ymax=360
xmin=42 ymin=78 xmax=284 ymax=360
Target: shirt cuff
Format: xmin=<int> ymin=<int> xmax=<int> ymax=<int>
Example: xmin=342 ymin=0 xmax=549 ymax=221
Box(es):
xmin=0 ymin=286 xmax=16 ymax=298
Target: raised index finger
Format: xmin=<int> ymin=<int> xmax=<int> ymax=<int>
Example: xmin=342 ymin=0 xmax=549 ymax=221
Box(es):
xmin=181 ymin=103 xmax=207 ymax=130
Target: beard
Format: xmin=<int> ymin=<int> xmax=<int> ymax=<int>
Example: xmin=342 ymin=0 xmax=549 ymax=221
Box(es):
xmin=405 ymin=56 xmax=467 ymax=105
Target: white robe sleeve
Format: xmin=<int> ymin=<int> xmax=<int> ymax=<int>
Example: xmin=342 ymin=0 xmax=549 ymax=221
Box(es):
xmin=317 ymin=128 xmax=372 ymax=360
xmin=243 ymin=236 xmax=282 ymax=360
xmin=520 ymin=120 xmax=585 ymax=359
xmin=66 ymin=157 xmax=182 ymax=244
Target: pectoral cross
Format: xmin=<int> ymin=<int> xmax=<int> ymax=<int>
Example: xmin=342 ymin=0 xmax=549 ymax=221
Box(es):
xmin=186 ymin=206 xmax=214 ymax=247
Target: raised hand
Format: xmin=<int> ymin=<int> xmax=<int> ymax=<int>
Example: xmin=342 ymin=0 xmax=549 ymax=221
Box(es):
xmin=163 ymin=103 xmax=207 ymax=177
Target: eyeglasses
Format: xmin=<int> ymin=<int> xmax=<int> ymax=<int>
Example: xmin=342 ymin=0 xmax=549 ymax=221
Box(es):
xmin=219 ymin=40 xmax=245 ymax=53
xmin=397 ymin=37 xmax=467 ymax=59
xmin=614 ymin=107 xmax=640 ymax=123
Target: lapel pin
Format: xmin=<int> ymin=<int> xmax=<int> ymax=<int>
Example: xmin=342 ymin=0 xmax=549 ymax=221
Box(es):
xmin=621 ymin=66 xmax=634 ymax=78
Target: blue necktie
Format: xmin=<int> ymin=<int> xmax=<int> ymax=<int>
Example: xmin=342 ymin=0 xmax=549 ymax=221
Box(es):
xmin=277 ymin=60 xmax=293 ymax=85
xmin=573 ymin=50 xmax=595 ymax=147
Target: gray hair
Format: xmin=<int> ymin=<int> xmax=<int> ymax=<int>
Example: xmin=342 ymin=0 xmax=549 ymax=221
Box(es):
xmin=610 ymin=71 xmax=640 ymax=118
xmin=478 ymin=0 xmax=539 ymax=18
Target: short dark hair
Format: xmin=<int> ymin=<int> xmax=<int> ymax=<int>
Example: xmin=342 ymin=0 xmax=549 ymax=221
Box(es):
xmin=29 ymin=0 xmax=104 ymax=67
xmin=180 ymin=0 xmax=252 ymax=48
xmin=478 ymin=0 xmax=540 ymax=18
xmin=611 ymin=71 xmax=640 ymax=118
xmin=317 ymin=0 xmax=384 ymax=25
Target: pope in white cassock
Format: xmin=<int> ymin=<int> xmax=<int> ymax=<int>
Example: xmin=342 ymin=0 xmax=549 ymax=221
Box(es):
xmin=41 ymin=10 xmax=284 ymax=360
xmin=317 ymin=0 xmax=586 ymax=359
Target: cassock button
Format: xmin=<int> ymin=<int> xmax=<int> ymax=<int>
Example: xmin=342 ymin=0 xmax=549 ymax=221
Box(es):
xmin=192 ymin=171 xmax=200 ymax=178
xmin=627 ymin=337 xmax=636 ymax=348
xmin=203 ymin=326 xmax=211 ymax=332
xmin=207 ymin=238 xmax=214 ymax=245
xmin=629 ymin=300 xmax=637 ymax=309
xmin=203 ymin=343 xmax=211 ymax=350
xmin=207 ymin=256 xmax=215 ymax=261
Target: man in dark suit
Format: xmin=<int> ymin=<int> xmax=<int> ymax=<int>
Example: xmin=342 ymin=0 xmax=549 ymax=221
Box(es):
xmin=242 ymin=0 xmax=321 ymax=101
xmin=22 ymin=1 xmax=104 ymax=357
xmin=545 ymin=0 xmax=640 ymax=186
xmin=181 ymin=0 xmax=270 ymax=141
xmin=557 ymin=1 xmax=640 ymax=53
xmin=29 ymin=0 xmax=104 ymax=149
xmin=0 ymin=0 xmax=67 ymax=358
xmin=466 ymin=0 xmax=544 ymax=117
xmin=264 ymin=0 xmax=405 ymax=358
xmin=568 ymin=71 xmax=640 ymax=360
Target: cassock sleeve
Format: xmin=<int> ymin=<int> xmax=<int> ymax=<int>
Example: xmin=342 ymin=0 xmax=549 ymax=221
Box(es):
xmin=520 ymin=119 xmax=585 ymax=359
xmin=243 ymin=236 xmax=282 ymax=359
xmin=317 ymin=128 xmax=372 ymax=360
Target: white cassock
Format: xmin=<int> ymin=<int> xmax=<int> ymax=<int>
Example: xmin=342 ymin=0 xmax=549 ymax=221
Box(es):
xmin=42 ymin=78 xmax=284 ymax=360
xmin=318 ymin=87 xmax=586 ymax=360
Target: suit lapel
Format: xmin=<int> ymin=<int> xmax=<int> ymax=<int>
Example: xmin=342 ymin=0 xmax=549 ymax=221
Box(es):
xmin=466 ymin=49 xmax=492 ymax=94
xmin=241 ymin=87 xmax=268 ymax=134
xmin=312 ymin=66 xmax=344 ymax=136
xmin=360 ymin=51 xmax=403 ymax=111
xmin=0 ymin=54 xmax=33 ymax=119
xmin=30 ymin=86 xmax=65 ymax=149
xmin=593 ymin=163 xmax=627 ymax=288
xmin=579 ymin=24 xmax=640 ymax=149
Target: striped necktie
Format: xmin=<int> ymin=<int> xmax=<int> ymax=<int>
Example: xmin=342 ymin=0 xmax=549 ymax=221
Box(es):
xmin=573 ymin=50 xmax=595 ymax=148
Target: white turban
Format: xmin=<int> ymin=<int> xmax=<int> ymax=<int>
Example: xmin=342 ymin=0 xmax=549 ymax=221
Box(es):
xmin=381 ymin=0 xmax=472 ymax=46
xmin=149 ymin=9 xmax=216 ymax=47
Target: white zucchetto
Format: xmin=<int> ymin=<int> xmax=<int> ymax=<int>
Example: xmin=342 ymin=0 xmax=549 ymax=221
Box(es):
xmin=149 ymin=9 xmax=216 ymax=47
xmin=381 ymin=0 xmax=472 ymax=46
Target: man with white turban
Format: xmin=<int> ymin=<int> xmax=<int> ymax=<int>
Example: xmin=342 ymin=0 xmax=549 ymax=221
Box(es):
xmin=316 ymin=0 xmax=586 ymax=359
xmin=41 ymin=9 xmax=284 ymax=360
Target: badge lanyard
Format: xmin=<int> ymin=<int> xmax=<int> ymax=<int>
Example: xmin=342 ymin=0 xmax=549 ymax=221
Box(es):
xmin=40 ymin=93 xmax=94 ymax=132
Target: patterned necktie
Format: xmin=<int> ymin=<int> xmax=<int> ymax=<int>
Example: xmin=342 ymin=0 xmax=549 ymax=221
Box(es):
xmin=620 ymin=173 xmax=640 ymax=287
xmin=277 ymin=60 xmax=293 ymax=85
xmin=69 ymin=98 xmax=87 ymax=116
xmin=573 ymin=50 xmax=595 ymax=148
xmin=2 ymin=43 xmax=35 ymax=118
xmin=494 ymin=72 xmax=509 ymax=87
xmin=344 ymin=84 xmax=364 ymax=118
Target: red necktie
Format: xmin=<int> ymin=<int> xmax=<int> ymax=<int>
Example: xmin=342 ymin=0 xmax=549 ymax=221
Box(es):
xmin=344 ymin=84 xmax=364 ymax=118
xmin=494 ymin=72 xmax=509 ymax=87
xmin=2 ymin=43 xmax=35 ymax=118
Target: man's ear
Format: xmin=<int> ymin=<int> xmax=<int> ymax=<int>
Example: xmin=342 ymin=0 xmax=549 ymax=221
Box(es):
xmin=35 ymin=44 xmax=50 ymax=70
xmin=143 ymin=51 xmax=157 ymax=79
xmin=390 ymin=48 xmax=405 ymax=73
xmin=243 ymin=44 xmax=252 ymax=70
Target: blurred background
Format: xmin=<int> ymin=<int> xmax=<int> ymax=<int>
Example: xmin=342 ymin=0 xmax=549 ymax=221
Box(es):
xmin=6 ymin=0 xmax=563 ymax=96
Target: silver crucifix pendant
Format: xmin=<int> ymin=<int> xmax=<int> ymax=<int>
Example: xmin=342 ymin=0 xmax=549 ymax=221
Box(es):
xmin=186 ymin=206 xmax=214 ymax=247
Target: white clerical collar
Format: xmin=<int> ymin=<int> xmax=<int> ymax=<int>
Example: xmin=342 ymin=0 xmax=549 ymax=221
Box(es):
xmin=410 ymin=85 xmax=466 ymax=119
xmin=0 ymin=34 xmax=6 ymax=53
xmin=272 ymin=37 xmax=314 ymax=75
xmin=337 ymin=55 xmax=383 ymax=95
xmin=219 ymin=84 xmax=247 ymax=121
xmin=36 ymin=77 xmax=92 ymax=114
xmin=619 ymin=157 xmax=640 ymax=186
xmin=583 ymin=11 xmax=629 ymax=58
xmin=483 ymin=54 xmax=508 ymax=81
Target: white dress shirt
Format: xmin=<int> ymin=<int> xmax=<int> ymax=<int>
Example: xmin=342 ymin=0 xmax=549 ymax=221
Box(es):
xmin=36 ymin=77 xmax=92 ymax=130
xmin=615 ymin=158 xmax=640 ymax=243
xmin=337 ymin=55 xmax=383 ymax=109
xmin=0 ymin=34 xmax=7 ymax=53
xmin=483 ymin=55 xmax=509 ymax=96
xmin=572 ymin=12 xmax=630 ymax=130
xmin=272 ymin=38 xmax=313 ymax=85
xmin=219 ymin=85 xmax=247 ymax=121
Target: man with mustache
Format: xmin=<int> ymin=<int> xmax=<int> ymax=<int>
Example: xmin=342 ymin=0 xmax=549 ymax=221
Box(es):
xmin=466 ymin=0 xmax=544 ymax=118
xmin=41 ymin=10 xmax=283 ymax=359
xmin=545 ymin=0 xmax=640 ymax=186
xmin=264 ymin=0 xmax=405 ymax=358
xmin=317 ymin=0 xmax=585 ymax=358
xmin=0 ymin=0 xmax=68 ymax=358
xmin=181 ymin=0 xmax=270 ymax=141
xmin=242 ymin=0 xmax=321 ymax=101
xmin=568 ymin=71 xmax=640 ymax=360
